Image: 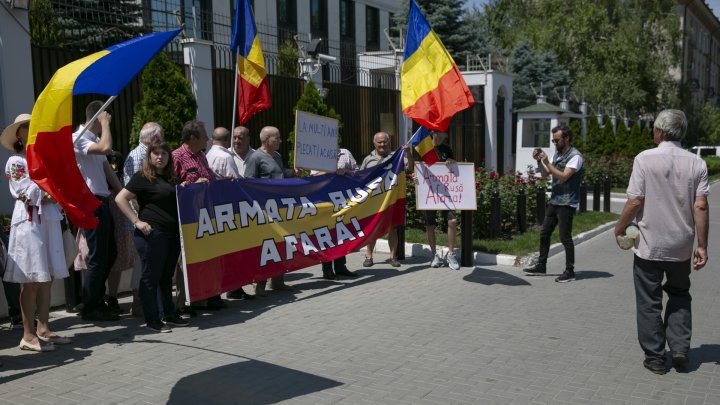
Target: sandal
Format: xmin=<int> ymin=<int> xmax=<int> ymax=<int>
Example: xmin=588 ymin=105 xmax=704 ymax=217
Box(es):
xmin=363 ymin=257 xmax=374 ymax=267
xmin=19 ymin=338 xmax=55 ymax=352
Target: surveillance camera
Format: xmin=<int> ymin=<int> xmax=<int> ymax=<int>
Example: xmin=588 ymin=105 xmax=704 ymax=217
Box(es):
xmin=317 ymin=53 xmax=337 ymax=63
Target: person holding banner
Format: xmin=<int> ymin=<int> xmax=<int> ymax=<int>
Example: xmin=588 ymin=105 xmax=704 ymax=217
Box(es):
xmin=231 ymin=126 xmax=254 ymax=176
xmin=312 ymin=148 xmax=360 ymax=279
xmin=360 ymin=132 xmax=414 ymax=268
xmin=423 ymin=131 xmax=460 ymax=270
xmin=73 ymin=101 xmax=124 ymax=322
xmin=116 ymin=141 xmax=189 ymax=332
xmin=244 ymin=126 xmax=297 ymax=295
xmin=206 ymin=127 xmax=241 ymax=179
xmin=172 ymin=121 xmax=227 ymax=311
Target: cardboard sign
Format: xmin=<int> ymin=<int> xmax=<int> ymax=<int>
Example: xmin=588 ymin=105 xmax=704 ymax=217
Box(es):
xmin=415 ymin=162 xmax=477 ymax=210
xmin=294 ymin=110 xmax=339 ymax=172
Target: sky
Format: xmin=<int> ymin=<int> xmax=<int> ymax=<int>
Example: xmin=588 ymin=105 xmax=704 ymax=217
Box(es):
xmin=464 ymin=0 xmax=720 ymax=18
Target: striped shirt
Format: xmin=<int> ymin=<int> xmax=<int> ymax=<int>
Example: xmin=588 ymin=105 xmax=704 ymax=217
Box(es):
xmin=123 ymin=143 xmax=148 ymax=185
xmin=172 ymin=143 xmax=214 ymax=184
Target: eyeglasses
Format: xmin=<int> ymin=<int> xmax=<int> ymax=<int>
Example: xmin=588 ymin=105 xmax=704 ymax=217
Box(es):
xmin=552 ymin=138 xmax=561 ymax=144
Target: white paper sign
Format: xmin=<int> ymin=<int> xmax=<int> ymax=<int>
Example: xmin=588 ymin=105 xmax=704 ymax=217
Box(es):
xmin=415 ymin=162 xmax=477 ymax=210
xmin=294 ymin=110 xmax=339 ymax=172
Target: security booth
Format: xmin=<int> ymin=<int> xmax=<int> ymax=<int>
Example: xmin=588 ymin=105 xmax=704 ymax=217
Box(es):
xmin=514 ymin=97 xmax=577 ymax=175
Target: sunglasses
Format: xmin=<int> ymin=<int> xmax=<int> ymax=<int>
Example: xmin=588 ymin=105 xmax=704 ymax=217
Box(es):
xmin=552 ymin=138 xmax=561 ymax=144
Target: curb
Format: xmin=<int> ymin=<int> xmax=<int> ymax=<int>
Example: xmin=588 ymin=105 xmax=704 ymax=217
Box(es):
xmin=370 ymin=221 xmax=617 ymax=268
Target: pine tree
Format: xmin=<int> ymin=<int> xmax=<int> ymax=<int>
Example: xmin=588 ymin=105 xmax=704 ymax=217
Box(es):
xmin=569 ymin=120 xmax=583 ymax=151
xmin=130 ymin=53 xmax=197 ymax=149
xmin=509 ymin=40 xmax=570 ymax=109
xmin=287 ymin=82 xmax=343 ymax=167
xmin=584 ymin=116 xmax=603 ymax=156
xmin=601 ymin=121 xmax=616 ymax=156
xmin=29 ymin=0 xmax=62 ymax=47
xmin=628 ymin=122 xmax=643 ymax=157
xmin=614 ymin=120 xmax=629 ymax=157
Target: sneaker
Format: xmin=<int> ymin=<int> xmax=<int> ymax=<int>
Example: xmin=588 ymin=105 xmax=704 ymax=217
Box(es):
xmin=146 ymin=320 xmax=171 ymax=333
xmin=446 ymin=252 xmax=460 ymax=270
xmin=555 ymin=271 xmax=575 ymax=283
xmin=162 ymin=313 xmax=189 ymax=327
xmin=386 ymin=258 xmax=401 ymax=267
xmin=643 ymin=358 xmax=666 ymax=375
xmin=523 ymin=264 xmax=546 ymax=276
xmin=363 ymin=257 xmax=374 ymax=267
xmin=430 ymin=254 xmax=443 ymax=268
xmin=672 ymin=352 xmax=689 ymax=368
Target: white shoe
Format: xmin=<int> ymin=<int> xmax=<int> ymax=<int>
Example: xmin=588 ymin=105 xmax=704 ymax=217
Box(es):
xmin=430 ymin=253 xmax=443 ymax=268
xmin=446 ymin=252 xmax=460 ymax=270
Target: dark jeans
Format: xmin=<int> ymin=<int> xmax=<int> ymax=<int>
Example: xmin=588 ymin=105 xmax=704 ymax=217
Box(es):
xmin=538 ymin=204 xmax=575 ymax=271
xmin=322 ymin=256 xmax=347 ymax=271
xmin=81 ymin=198 xmax=116 ymax=312
xmin=633 ymin=255 xmax=692 ymax=359
xmin=1 ymin=280 xmax=20 ymax=318
xmin=134 ymin=229 xmax=180 ymax=323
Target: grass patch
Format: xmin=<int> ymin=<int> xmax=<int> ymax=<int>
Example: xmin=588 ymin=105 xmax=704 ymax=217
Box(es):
xmin=404 ymin=211 xmax=619 ymax=256
xmin=710 ymin=172 xmax=720 ymax=183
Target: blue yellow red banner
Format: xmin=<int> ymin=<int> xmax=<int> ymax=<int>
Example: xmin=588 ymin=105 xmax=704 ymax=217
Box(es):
xmin=177 ymin=150 xmax=407 ymax=303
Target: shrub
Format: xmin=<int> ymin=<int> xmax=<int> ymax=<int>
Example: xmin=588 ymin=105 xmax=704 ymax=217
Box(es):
xmin=130 ymin=52 xmax=197 ymax=149
xmin=704 ymin=156 xmax=720 ymax=176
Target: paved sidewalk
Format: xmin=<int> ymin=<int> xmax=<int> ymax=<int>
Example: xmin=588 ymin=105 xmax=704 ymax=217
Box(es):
xmin=0 ymin=184 xmax=718 ymax=404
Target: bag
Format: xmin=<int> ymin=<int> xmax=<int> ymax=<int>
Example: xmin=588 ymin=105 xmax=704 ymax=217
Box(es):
xmin=61 ymin=216 xmax=79 ymax=269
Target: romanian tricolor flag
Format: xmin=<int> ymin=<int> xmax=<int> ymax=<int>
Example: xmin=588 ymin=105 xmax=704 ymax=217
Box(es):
xmin=177 ymin=150 xmax=407 ymax=303
xmin=401 ymin=0 xmax=474 ymax=132
xmin=28 ymin=28 xmax=182 ymax=229
xmin=230 ymin=0 xmax=271 ymax=125
xmin=411 ymin=126 xmax=440 ymax=166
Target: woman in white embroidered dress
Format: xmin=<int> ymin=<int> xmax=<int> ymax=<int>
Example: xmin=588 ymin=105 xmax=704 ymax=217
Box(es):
xmin=1 ymin=114 xmax=71 ymax=352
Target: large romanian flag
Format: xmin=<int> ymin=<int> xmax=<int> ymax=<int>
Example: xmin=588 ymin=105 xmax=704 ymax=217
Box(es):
xmin=401 ymin=0 xmax=474 ymax=132
xmin=28 ymin=28 xmax=182 ymax=229
xmin=230 ymin=0 xmax=271 ymax=125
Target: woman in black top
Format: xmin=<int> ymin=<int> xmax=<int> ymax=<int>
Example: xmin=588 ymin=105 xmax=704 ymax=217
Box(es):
xmin=115 ymin=142 xmax=188 ymax=332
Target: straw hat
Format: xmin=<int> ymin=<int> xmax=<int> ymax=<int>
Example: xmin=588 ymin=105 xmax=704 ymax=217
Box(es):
xmin=1 ymin=114 xmax=31 ymax=153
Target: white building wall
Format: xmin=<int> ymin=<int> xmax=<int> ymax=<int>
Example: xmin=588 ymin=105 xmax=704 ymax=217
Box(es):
xmin=355 ymin=2 xmax=367 ymax=52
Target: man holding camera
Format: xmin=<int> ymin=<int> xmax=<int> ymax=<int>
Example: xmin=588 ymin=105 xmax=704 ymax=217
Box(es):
xmin=523 ymin=126 xmax=584 ymax=283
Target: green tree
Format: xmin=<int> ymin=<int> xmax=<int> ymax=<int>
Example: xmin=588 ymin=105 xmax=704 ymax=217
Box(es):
xmin=50 ymin=0 xmax=145 ymax=50
xmin=614 ymin=119 xmax=629 ymax=156
xmin=483 ymin=0 xmax=681 ymax=112
xmin=569 ymin=119 xmax=583 ymax=151
xmin=287 ymin=82 xmax=343 ymax=167
xmin=601 ymin=121 xmax=616 ymax=156
xmin=584 ymin=116 xmax=603 ymax=156
xmin=641 ymin=126 xmax=655 ymax=150
xmin=278 ymin=39 xmax=299 ymax=78
xmin=130 ymin=53 xmax=197 ymax=149
xmin=628 ymin=122 xmax=644 ymax=157
xmin=29 ymin=0 xmax=61 ymax=47
xmin=509 ymin=40 xmax=570 ymax=109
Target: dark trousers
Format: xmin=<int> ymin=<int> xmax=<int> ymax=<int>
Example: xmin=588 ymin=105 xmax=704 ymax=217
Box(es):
xmin=81 ymin=198 xmax=116 ymax=312
xmin=322 ymin=256 xmax=347 ymax=271
xmin=1 ymin=280 xmax=20 ymax=318
xmin=134 ymin=229 xmax=180 ymax=323
xmin=538 ymin=204 xmax=575 ymax=270
xmin=633 ymin=255 xmax=692 ymax=359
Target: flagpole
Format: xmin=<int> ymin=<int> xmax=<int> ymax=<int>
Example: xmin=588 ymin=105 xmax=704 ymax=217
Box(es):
xmin=230 ymin=48 xmax=240 ymax=146
xmin=72 ymin=96 xmax=117 ymax=145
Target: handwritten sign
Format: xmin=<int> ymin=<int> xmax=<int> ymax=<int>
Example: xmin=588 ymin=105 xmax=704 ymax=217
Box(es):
xmin=415 ymin=162 xmax=477 ymax=210
xmin=294 ymin=110 xmax=339 ymax=172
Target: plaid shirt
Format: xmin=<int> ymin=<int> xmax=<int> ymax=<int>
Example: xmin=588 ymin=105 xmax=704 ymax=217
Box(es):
xmin=337 ymin=148 xmax=359 ymax=170
xmin=172 ymin=143 xmax=214 ymax=184
xmin=123 ymin=143 xmax=147 ymax=185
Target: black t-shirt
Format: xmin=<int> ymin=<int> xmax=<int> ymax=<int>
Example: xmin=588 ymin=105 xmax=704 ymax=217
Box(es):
xmin=125 ymin=172 xmax=179 ymax=232
xmin=435 ymin=143 xmax=455 ymax=162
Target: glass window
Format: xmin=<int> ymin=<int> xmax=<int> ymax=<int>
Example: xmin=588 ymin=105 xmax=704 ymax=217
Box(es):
xmin=340 ymin=0 xmax=354 ymax=40
xmin=521 ymin=119 xmax=551 ymax=148
xmin=310 ymin=0 xmax=327 ymax=37
xmin=366 ymin=6 xmax=379 ymax=51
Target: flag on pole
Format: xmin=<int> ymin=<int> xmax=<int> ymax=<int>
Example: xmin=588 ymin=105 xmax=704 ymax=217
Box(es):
xmin=28 ymin=28 xmax=182 ymax=229
xmin=410 ymin=126 xmax=440 ymax=166
xmin=230 ymin=0 xmax=271 ymax=125
xmin=401 ymin=0 xmax=474 ymax=132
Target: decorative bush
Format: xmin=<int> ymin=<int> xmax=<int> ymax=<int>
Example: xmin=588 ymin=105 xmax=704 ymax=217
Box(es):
xmin=704 ymin=156 xmax=720 ymax=176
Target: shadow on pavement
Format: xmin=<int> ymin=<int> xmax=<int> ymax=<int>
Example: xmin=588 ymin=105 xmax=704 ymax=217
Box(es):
xmin=463 ymin=267 xmax=531 ymax=286
xmin=167 ymin=359 xmax=341 ymax=404
xmin=575 ymin=271 xmax=613 ymax=280
xmin=679 ymin=344 xmax=720 ymax=373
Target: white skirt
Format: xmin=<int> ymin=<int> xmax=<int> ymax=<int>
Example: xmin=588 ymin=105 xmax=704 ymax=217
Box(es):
xmin=4 ymin=216 xmax=68 ymax=283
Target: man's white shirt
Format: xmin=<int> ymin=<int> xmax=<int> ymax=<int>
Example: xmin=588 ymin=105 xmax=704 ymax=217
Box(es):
xmin=206 ymin=144 xmax=240 ymax=179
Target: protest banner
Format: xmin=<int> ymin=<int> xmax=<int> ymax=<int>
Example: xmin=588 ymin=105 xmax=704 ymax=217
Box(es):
xmin=177 ymin=150 xmax=407 ymax=303
xmin=414 ymin=162 xmax=477 ymax=210
xmin=294 ymin=110 xmax=339 ymax=172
